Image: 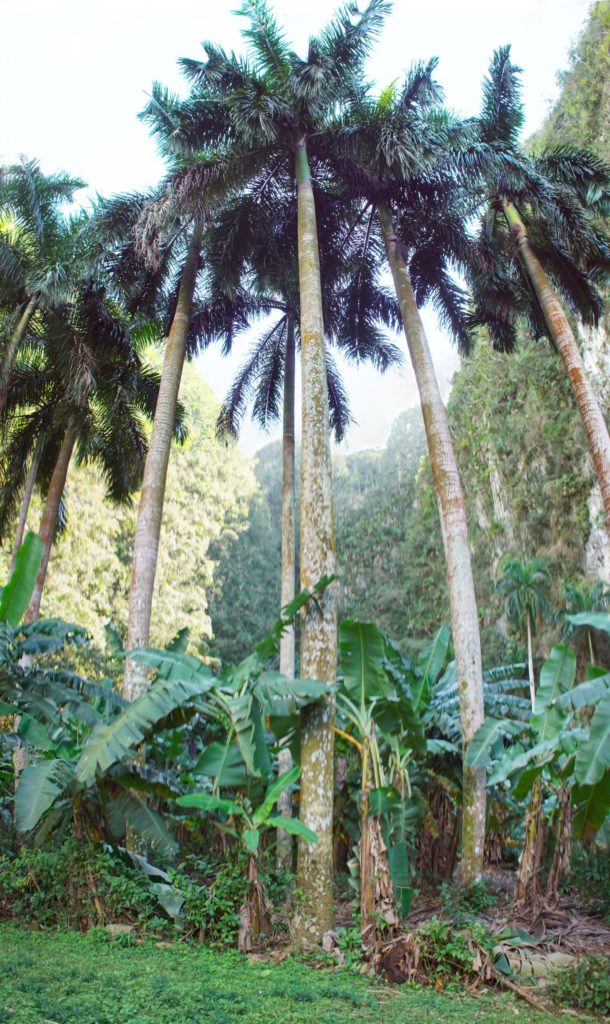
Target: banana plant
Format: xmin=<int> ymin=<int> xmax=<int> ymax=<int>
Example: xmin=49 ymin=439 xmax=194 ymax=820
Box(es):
xmin=177 ymin=765 xmax=317 ymax=952
xmin=337 ymin=618 xmax=426 ymax=946
xmin=466 ymin=617 xmax=610 ymax=900
xmin=9 ymin=660 xmax=216 ymax=855
xmin=0 ymin=531 xmax=89 ymax=786
xmin=131 ymin=581 xmax=335 ymax=788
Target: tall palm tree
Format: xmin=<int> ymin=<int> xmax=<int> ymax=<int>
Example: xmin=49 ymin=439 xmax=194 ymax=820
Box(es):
xmin=166 ymin=0 xmax=391 ymax=942
xmin=0 ymin=284 xmax=164 ymax=622
xmin=0 ymin=158 xmax=86 ymax=408
xmin=208 ymin=175 xmax=401 ymax=870
xmin=472 ymin=47 xmax=610 ymax=526
xmin=317 ymin=63 xmax=488 ymax=882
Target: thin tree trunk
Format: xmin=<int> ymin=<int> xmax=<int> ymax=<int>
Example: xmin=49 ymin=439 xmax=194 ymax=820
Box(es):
xmin=9 ymin=432 xmax=45 ymax=575
xmin=503 ymin=201 xmax=610 ymax=527
xmin=24 ymin=425 xmax=76 ymax=624
xmin=526 ymin=607 xmax=536 ymax=711
xmin=0 ymin=295 xmax=38 ymax=417
xmin=277 ymin=318 xmax=296 ymax=873
xmin=123 ymin=221 xmax=202 ymax=701
xmin=291 ymin=137 xmax=337 ymax=948
xmin=377 ymin=201 xmax=486 ymax=886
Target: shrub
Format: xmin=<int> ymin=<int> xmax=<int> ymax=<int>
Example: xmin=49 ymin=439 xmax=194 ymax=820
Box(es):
xmin=439 ymin=880 xmax=497 ymax=927
xmin=0 ymin=840 xmax=157 ymax=928
xmin=550 ymin=954 xmax=610 ymax=1017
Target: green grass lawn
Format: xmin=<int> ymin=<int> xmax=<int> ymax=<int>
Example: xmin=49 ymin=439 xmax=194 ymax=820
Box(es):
xmin=0 ymin=923 xmax=578 ymax=1024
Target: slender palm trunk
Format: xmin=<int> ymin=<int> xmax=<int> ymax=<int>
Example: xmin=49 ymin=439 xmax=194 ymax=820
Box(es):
xmin=503 ymin=202 xmax=610 ymax=527
xmin=377 ymin=201 xmax=486 ymax=885
xmin=9 ymin=432 xmax=45 ymax=575
xmin=123 ymin=222 xmax=202 ymax=701
xmin=526 ymin=607 xmax=536 ymax=711
xmin=291 ymin=138 xmax=337 ymax=947
xmin=0 ymin=295 xmax=38 ymax=418
xmin=25 ymin=425 xmax=76 ymax=624
xmin=277 ymin=318 xmax=296 ymax=872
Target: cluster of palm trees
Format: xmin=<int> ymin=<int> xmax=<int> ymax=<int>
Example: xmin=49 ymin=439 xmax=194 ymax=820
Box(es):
xmin=1 ymin=0 xmax=609 ymax=946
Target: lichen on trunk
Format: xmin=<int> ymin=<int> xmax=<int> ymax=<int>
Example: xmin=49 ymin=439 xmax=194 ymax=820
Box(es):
xmin=291 ymin=138 xmax=337 ymax=948
xmin=377 ymin=201 xmax=486 ymax=884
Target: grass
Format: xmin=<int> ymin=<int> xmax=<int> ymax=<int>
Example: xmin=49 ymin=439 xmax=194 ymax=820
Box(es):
xmin=0 ymin=922 xmax=581 ymax=1024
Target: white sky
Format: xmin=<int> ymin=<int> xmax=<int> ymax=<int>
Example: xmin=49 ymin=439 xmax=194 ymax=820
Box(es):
xmin=1 ymin=0 xmax=594 ymax=452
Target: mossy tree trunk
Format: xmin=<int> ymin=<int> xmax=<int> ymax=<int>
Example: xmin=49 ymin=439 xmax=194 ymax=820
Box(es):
xmin=503 ymin=201 xmax=610 ymax=528
xmin=291 ymin=137 xmax=337 ymax=948
xmin=123 ymin=221 xmax=202 ymax=701
xmin=377 ymin=201 xmax=486 ymax=885
xmin=277 ymin=317 xmax=296 ymax=872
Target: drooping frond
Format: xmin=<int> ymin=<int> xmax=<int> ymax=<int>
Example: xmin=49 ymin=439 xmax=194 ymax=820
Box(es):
xmin=325 ymin=348 xmax=352 ymax=443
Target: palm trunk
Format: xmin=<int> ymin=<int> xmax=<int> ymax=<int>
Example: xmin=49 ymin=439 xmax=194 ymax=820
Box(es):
xmin=503 ymin=201 xmax=610 ymax=527
xmin=123 ymin=221 xmax=202 ymax=701
xmin=9 ymin=432 xmax=45 ymax=575
xmin=24 ymin=425 xmax=76 ymax=624
xmin=277 ymin=317 xmax=296 ymax=873
xmin=0 ymin=295 xmax=38 ymax=417
xmin=291 ymin=137 xmax=337 ymax=947
xmin=377 ymin=201 xmax=486 ymax=885
xmin=526 ymin=606 xmax=536 ymax=711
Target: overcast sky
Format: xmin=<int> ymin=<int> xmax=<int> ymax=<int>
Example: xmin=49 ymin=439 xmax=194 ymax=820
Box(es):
xmin=1 ymin=0 xmax=593 ymax=452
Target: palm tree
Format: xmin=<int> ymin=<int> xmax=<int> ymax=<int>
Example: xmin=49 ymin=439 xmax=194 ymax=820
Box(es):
xmin=496 ymin=555 xmax=551 ymax=708
xmin=101 ymin=74 xmax=273 ymax=703
xmin=209 ymin=175 xmax=401 ymax=869
xmin=0 ymin=158 xmax=85 ymax=408
xmin=472 ymin=47 xmax=610 ymax=526
xmin=317 ymin=62 xmax=488 ymax=882
xmin=169 ymin=0 xmax=391 ymax=942
xmin=0 ymin=284 xmax=164 ymax=622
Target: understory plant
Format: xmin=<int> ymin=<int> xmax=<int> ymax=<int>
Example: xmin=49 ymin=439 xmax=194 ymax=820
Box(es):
xmin=467 ymin=613 xmax=610 ymax=908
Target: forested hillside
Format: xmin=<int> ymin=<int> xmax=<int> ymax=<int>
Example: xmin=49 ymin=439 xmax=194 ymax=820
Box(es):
xmin=0 ymin=362 xmax=256 ymax=663
xmin=210 ymin=1 xmax=610 ymax=667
